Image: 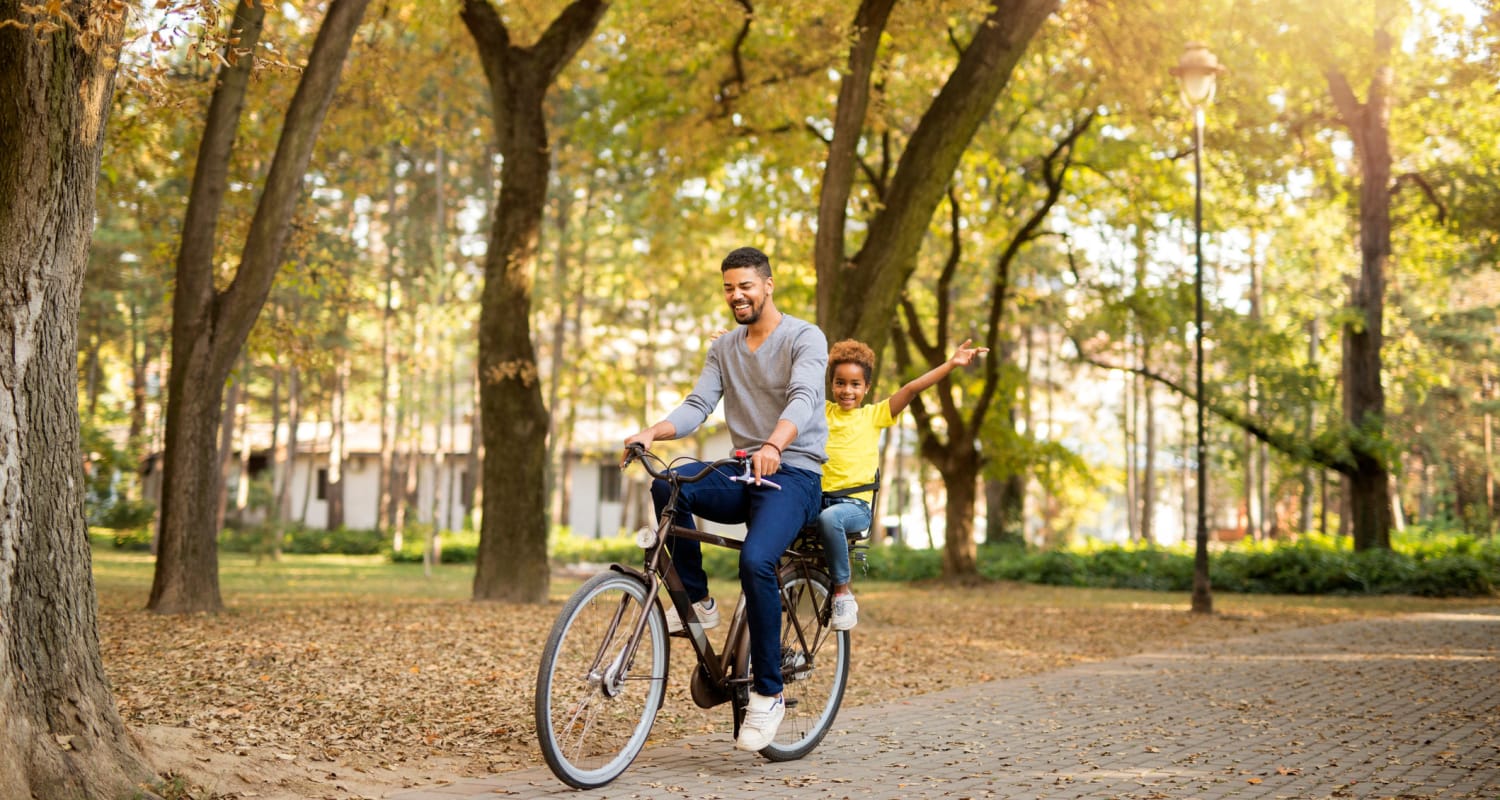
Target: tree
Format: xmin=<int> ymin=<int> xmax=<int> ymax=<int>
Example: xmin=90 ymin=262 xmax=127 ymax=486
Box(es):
xmin=1324 ymin=10 xmax=1396 ymax=551
xmin=814 ymin=0 xmax=1059 ymax=358
xmin=461 ymin=0 xmax=608 ymax=603
xmin=150 ymin=0 xmax=371 ymax=613
xmin=898 ymin=105 xmax=1094 ymax=577
xmin=0 ymin=2 xmax=160 ymax=795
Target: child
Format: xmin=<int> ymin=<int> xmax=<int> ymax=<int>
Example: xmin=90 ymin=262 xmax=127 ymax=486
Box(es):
xmin=821 ymin=338 xmax=989 ymax=630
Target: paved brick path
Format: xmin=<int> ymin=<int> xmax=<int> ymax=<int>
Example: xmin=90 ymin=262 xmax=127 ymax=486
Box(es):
xmin=391 ymin=608 xmax=1500 ymax=799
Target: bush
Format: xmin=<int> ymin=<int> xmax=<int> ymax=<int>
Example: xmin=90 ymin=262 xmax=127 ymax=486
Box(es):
xmin=221 ymin=524 xmax=386 ymax=556
xmin=108 ymin=526 xmax=154 ymax=551
xmin=95 ymin=499 xmax=156 ymax=530
xmin=859 ymin=542 xmax=942 ymax=581
xmin=389 ymin=528 xmax=479 ymax=564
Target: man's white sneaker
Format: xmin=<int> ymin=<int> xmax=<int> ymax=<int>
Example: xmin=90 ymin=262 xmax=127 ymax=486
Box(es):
xmin=830 ymin=592 xmax=858 ymax=631
xmin=664 ymin=597 xmax=719 ymax=634
xmin=734 ymin=691 xmax=784 ymax=751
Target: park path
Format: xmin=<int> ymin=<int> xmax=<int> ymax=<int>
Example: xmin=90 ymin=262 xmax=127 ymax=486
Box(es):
xmin=391 ymin=608 xmax=1500 ymax=799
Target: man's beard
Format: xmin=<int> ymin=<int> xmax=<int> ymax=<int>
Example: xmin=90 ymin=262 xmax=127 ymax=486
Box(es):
xmin=733 ymin=296 xmax=766 ymax=325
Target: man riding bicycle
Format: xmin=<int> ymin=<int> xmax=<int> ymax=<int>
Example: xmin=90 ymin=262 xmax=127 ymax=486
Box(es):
xmin=622 ymin=245 xmax=828 ymax=752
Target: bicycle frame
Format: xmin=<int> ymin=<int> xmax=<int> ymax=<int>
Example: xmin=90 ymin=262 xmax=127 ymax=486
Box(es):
xmin=613 ymin=448 xmax=833 ymax=707
xmin=535 ymin=446 xmax=853 ymax=788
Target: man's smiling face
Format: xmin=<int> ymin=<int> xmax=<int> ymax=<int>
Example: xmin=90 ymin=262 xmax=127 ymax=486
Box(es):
xmin=723 ymin=266 xmax=771 ymax=325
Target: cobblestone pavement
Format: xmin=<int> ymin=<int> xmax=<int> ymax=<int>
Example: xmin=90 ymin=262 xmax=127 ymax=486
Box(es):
xmin=391 ymin=608 xmax=1500 ymax=799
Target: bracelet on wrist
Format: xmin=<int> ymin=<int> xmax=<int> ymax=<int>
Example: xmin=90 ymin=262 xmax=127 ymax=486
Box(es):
xmin=762 ymin=442 xmax=782 ymax=455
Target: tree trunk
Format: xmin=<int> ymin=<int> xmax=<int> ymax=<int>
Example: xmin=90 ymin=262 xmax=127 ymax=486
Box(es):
xmin=1484 ymin=361 xmax=1495 ymax=534
xmin=278 ymin=366 xmax=300 ymax=525
xmin=816 ymin=0 xmax=1058 ymax=355
xmin=1301 ymin=320 xmax=1320 ymax=533
xmin=938 ymin=456 xmax=980 ymax=577
xmin=462 ymin=0 xmax=607 ymax=603
xmin=214 ymin=363 xmax=242 ymax=534
xmin=0 ymin=3 xmax=158 ymax=795
xmin=327 ymin=354 xmax=348 ymax=530
xmin=378 ymin=149 xmax=401 ymax=535
xmin=129 ymin=299 xmax=150 ymax=453
xmin=545 ymin=182 xmax=573 ymax=528
xmin=150 ymin=0 xmax=371 ymax=614
xmin=1326 ymin=21 xmax=1394 ymax=552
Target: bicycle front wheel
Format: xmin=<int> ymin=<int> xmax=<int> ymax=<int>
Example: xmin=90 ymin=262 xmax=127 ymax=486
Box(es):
xmin=760 ymin=562 xmax=850 ymax=761
xmin=535 ymin=570 xmax=669 ymax=789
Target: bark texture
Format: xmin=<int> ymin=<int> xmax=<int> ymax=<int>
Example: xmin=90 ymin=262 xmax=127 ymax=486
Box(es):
xmin=462 ymin=0 xmax=607 ymax=603
xmin=1326 ymin=24 xmax=1395 ymax=551
xmin=815 ymin=0 xmax=1058 ymax=355
xmin=151 ymin=0 xmax=371 ymax=612
xmin=0 ymin=2 xmax=158 ymax=795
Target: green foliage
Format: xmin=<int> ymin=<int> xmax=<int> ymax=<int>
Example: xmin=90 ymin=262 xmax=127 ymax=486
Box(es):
xmin=979 ymin=532 xmax=1496 ymax=598
xmin=95 ymin=498 xmax=156 ymax=531
xmin=221 ymin=524 xmax=387 ymax=557
xmin=388 ymin=528 xmax=480 ymax=564
xmin=859 ymin=543 xmax=943 ymax=582
xmin=95 ymin=526 xmax=154 ymax=552
xmin=550 ymin=531 xmax=644 ymax=567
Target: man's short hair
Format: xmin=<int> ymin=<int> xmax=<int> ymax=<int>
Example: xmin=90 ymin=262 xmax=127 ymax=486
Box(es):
xmin=721 ymin=246 xmax=772 ymax=278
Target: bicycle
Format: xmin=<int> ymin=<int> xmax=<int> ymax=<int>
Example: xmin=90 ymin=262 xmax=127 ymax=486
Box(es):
xmin=534 ymin=444 xmax=858 ymax=789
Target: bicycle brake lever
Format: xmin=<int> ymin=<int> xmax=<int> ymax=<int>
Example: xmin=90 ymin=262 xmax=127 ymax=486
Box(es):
xmin=731 ymin=460 xmax=781 ymax=490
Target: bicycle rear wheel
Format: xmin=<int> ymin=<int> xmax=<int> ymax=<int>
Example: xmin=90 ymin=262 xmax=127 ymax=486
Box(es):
xmin=535 ymin=570 xmax=669 ymax=789
xmin=755 ymin=562 xmax=850 ymax=761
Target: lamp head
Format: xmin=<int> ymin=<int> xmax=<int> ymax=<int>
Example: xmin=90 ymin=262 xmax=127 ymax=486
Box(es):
xmin=1172 ymin=42 xmax=1226 ymax=108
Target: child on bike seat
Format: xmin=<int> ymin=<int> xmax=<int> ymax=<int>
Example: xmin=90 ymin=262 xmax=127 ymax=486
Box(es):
xmin=821 ymin=338 xmax=989 ymax=630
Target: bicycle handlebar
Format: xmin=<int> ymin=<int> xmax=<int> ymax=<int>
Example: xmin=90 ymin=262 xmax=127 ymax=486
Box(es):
xmin=623 ymin=443 xmax=781 ymax=490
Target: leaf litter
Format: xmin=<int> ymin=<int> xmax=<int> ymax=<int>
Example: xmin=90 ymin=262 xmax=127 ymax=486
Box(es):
xmin=98 ymin=579 xmax=1395 ymax=798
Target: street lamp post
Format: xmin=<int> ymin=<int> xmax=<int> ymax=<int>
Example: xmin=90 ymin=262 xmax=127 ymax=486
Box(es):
xmin=1173 ymin=43 xmax=1224 ymax=615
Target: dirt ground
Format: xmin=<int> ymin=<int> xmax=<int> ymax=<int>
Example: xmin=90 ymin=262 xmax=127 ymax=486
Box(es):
xmin=101 ymin=578 xmax=1460 ymax=799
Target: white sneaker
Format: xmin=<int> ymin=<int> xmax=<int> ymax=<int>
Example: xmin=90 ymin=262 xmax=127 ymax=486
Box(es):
xmin=664 ymin=597 xmax=719 ymax=634
xmin=735 ymin=691 xmax=784 ymax=751
xmin=830 ymin=592 xmax=858 ymax=631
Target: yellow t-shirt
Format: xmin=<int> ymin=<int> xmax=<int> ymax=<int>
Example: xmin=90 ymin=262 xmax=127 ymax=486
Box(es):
xmin=822 ymin=400 xmax=897 ymax=504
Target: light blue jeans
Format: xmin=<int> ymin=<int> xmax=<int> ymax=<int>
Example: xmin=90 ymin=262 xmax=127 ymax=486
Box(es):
xmin=817 ymin=498 xmax=871 ymax=587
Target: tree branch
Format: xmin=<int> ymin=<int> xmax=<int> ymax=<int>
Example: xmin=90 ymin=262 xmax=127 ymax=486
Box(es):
xmin=814 ymin=0 xmax=898 ymax=322
xmin=1072 ymin=338 xmax=1355 ymax=475
xmin=1392 ymin=171 xmax=1447 ymax=223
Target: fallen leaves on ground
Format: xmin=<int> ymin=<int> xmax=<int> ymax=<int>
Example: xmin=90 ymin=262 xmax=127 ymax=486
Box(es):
xmin=98 ymin=579 xmax=1378 ymax=798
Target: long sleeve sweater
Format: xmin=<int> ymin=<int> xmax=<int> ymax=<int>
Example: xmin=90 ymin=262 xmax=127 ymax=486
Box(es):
xmin=663 ymin=315 xmax=828 ymax=473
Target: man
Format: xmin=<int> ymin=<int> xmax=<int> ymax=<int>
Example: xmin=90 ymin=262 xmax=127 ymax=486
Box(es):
xmin=623 ymin=246 xmax=827 ymax=752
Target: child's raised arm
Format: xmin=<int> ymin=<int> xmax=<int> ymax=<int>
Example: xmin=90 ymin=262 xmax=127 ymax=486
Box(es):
xmin=886 ymin=339 xmax=989 ymax=416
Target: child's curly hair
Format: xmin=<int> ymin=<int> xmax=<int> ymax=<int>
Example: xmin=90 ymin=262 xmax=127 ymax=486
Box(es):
xmin=828 ymin=339 xmax=875 ymax=383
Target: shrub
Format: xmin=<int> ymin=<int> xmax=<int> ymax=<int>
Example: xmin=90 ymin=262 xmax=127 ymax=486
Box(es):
xmin=96 ymin=499 xmax=156 ymax=531
xmin=389 ymin=528 xmax=479 ymax=564
xmin=856 ymin=543 xmax=941 ymax=581
xmin=109 ymin=526 xmax=154 ymax=552
xmin=221 ymin=524 xmax=386 ymax=556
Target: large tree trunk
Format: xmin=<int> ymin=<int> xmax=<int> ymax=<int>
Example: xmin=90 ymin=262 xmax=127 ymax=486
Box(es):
xmin=937 ymin=455 xmax=981 ymax=577
xmin=815 ymin=0 xmax=1058 ymax=354
xmin=0 ymin=3 xmax=159 ymax=795
xmin=150 ymin=0 xmax=371 ymax=613
xmin=1326 ymin=21 xmax=1395 ymax=551
xmin=462 ymin=0 xmax=607 ymax=603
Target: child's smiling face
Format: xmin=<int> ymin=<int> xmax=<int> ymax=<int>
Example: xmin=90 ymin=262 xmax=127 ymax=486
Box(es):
xmin=831 ymin=362 xmax=869 ymax=411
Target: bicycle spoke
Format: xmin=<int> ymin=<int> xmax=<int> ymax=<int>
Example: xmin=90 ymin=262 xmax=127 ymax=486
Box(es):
xmin=536 ymin=572 xmax=669 ymax=789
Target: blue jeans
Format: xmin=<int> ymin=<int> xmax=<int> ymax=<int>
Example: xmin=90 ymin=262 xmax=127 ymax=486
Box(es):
xmin=817 ymin=498 xmax=871 ymax=586
xmin=649 ymin=462 xmax=822 ymax=697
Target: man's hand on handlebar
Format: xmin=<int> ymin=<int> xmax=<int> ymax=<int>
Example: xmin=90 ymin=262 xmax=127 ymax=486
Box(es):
xmin=750 ymin=443 xmax=781 ymax=484
xmin=622 ymin=433 xmax=653 ymax=467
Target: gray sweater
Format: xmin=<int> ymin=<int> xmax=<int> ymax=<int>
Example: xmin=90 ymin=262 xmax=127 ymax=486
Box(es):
xmin=664 ymin=315 xmax=828 ymax=473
